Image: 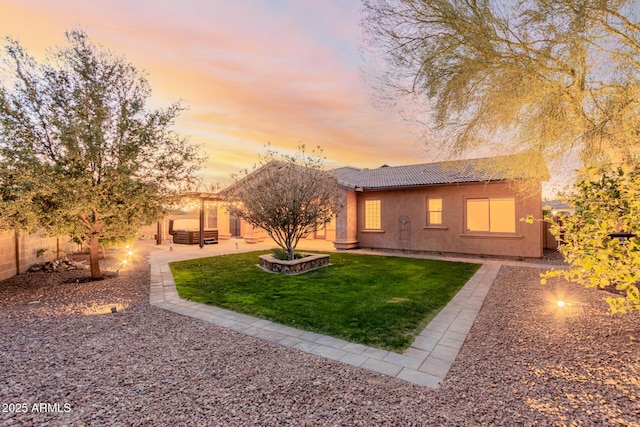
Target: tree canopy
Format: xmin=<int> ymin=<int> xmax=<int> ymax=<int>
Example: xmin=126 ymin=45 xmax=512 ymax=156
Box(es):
xmin=541 ymin=162 xmax=640 ymax=313
xmin=362 ymin=0 xmax=640 ymax=171
xmin=364 ymin=1 xmax=640 ymax=313
xmin=0 ymin=30 xmax=204 ymax=278
xmin=224 ymin=146 xmax=344 ymax=261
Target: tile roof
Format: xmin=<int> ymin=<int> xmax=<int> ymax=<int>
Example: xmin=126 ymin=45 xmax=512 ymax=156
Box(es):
xmin=333 ymin=154 xmax=547 ymax=190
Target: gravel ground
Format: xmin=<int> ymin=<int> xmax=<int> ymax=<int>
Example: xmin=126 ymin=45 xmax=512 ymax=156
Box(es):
xmin=1 ymin=246 xmax=639 ymax=426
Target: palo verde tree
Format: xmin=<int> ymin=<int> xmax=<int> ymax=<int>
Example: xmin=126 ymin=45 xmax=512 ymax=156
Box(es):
xmin=0 ymin=30 xmax=204 ymax=278
xmin=364 ymin=0 xmax=640 ymax=313
xmin=362 ymin=0 xmax=640 ymax=171
xmin=224 ymin=146 xmax=345 ymax=261
xmin=539 ymin=162 xmax=640 ymax=313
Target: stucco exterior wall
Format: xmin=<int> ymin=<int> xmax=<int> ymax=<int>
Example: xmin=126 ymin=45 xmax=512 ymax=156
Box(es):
xmin=312 ymin=216 xmax=336 ymax=241
xmin=334 ymin=189 xmax=359 ymax=249
xmin=352 ymin=182 xmax=543 ymax=258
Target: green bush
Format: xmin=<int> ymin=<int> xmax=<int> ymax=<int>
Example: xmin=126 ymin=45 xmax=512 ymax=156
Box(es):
xmin=271 ymin=247 xmax=305 ymax=260
xmin=542 ymin=163 xmax=640 ymax=313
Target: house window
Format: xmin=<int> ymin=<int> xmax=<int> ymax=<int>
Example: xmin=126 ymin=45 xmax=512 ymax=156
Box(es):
xmin=364 ymin=199 xmax=381 ymax=230
xmin=466 ymin=197 xmax=515 ymax=233
xmin=426 ymin=197 xmax=443 ymax=225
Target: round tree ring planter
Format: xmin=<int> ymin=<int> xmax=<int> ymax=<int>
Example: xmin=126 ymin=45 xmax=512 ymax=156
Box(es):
xmin=258 ymin=253 xmax=330 ymax=275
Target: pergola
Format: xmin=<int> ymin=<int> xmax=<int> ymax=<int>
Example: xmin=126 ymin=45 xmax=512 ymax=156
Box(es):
xmin=157 ymin=192 xmax=222 ymax=248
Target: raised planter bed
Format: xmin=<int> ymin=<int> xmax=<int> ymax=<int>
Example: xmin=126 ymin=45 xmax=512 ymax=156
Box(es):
xmin=258 ymin=253 xmax=330 ymax=275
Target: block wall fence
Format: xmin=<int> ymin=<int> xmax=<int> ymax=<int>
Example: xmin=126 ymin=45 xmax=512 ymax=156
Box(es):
xmin=0 ymin=230 xmax=76 ymax=281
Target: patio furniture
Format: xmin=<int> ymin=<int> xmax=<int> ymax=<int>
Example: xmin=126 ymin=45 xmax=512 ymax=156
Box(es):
xmin=171 ymin=229 xmax=218 ymax=245
xmin=168 ymin=220 xmax=218 ymax=245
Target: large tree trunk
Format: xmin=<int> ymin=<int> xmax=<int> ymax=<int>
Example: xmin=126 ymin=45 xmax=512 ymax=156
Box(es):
xmin=88 ymin=234 xmax=102 ymax=279
xmin=80 ymin=211 xmax=103 ymax=279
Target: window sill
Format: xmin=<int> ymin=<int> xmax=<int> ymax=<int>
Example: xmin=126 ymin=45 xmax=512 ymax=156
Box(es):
xmin=460 ymin=233 xmax=523 ymax=239
xmin=361 ymin=229 xmax=385 ymax=233
xmin=423 ymin=225 xmax=448 ymax=230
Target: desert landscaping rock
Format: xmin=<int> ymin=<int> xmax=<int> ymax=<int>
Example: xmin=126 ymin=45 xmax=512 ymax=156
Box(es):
xmin=26 ymin=257 xmax=89 ymax=273
xmin=1 ymin=246 xmax=639 ymax=426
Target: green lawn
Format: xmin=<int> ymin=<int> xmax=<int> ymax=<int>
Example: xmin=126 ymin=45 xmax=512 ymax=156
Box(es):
xmin=170 ymin=251 xmax=480 ymax=352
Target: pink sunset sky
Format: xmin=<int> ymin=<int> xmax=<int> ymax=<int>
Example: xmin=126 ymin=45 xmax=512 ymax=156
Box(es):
xmin=1 ymin=0 xmax=443 ymax=187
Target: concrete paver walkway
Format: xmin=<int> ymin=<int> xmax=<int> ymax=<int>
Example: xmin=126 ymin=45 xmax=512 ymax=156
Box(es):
xmin=147 ymin=239 xmax=500 ymax=388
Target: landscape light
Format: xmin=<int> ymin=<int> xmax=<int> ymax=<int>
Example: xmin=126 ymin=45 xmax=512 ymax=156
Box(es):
xmin=557 ymin=300 xmax=566 ymax=307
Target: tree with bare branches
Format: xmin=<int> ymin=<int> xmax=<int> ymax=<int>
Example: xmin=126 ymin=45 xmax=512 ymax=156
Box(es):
xmin=362 ymin=0 xmax=640 ymax=171
xmin=225 ymin=146 xmax=344 ymax=261
xmin=363 ymin=1 xmax=640 ymax=312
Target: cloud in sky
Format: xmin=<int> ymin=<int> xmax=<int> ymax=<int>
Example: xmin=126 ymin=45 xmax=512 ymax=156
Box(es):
xmin=0 ymin=0 xmax=441 ymax=186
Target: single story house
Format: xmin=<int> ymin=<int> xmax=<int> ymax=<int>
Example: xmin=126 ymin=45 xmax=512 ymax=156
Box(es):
xmin=331 ymin=154 xmax=548 ymax=258
xmin=150 ymin=154 xmax=547 ymax=258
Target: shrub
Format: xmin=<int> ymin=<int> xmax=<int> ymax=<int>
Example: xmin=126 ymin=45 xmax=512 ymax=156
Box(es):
xmin=271 ymin=247 xmax=305 ymax=261
xmin=542 ymin=163 xmax=640 ymax=313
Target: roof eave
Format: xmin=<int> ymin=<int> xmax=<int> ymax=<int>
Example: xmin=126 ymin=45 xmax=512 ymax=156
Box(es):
xmin=353 ymin=179 xmax=511 ymax=191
